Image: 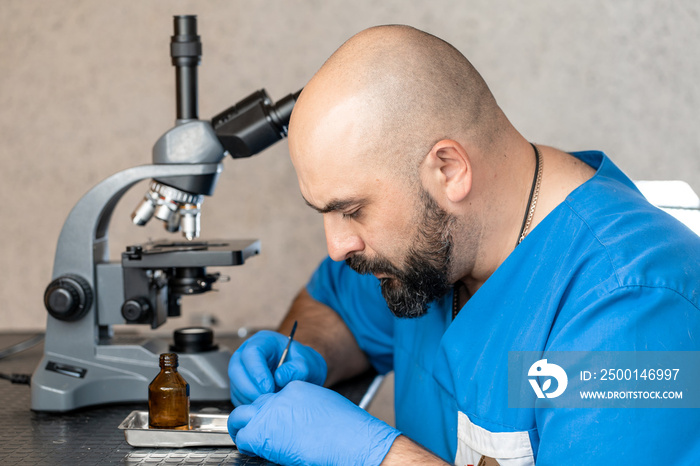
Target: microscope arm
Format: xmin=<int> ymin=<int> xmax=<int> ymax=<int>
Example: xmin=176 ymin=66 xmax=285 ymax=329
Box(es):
xmin=45 ymin=163 xmax=223 ymax=327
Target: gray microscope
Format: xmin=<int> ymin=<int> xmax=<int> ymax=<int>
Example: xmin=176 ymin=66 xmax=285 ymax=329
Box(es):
xmin=31 ymin=16 xmax=301 ymax=412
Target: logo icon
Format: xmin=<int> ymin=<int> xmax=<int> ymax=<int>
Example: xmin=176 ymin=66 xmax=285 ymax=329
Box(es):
xmin=528 ymin=359 xmax=568 ymax=398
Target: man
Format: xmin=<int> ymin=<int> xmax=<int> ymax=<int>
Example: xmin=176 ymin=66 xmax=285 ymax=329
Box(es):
xmin=227 ymin=25 xmax=700 ymax=465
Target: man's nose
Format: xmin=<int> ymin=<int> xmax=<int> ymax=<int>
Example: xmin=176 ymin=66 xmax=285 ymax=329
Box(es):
xmin=323 ymin=215 xmax=364 ymax=261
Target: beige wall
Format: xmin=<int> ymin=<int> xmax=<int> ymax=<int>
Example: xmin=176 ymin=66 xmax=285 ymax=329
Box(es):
xmin=1 ymin=0 xmax=699 ymax=332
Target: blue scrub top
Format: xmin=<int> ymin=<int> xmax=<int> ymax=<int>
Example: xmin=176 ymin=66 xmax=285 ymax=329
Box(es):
xmin=307 ymin=151 xmax=700 ymax=464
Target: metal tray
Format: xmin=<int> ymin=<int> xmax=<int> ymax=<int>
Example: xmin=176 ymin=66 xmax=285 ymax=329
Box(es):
xmin=118 ymin=410 xmax=235 ymax=448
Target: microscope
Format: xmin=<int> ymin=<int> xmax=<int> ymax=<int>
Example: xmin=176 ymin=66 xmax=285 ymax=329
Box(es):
xmin=31 ymin=16 xmax=301 ymax=411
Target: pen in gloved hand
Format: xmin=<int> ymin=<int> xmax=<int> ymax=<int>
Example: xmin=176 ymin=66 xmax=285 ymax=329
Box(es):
xmin=276 ymin=320 xmax=298 ymax=369
xmin=229 ymin=320 xmax=325 ymax=407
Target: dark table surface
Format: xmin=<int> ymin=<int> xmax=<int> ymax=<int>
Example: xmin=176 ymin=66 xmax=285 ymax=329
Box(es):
xmin=0 ymin=332 xmax=376 ymax=465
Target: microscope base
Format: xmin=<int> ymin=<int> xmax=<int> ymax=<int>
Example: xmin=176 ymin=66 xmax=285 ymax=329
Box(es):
xmin=31 ymin=338 xmax=232 ymax=412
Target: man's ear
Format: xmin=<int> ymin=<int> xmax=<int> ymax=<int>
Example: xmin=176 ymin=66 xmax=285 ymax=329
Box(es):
xmin=421 ymin=139 xmax=472 ymax=203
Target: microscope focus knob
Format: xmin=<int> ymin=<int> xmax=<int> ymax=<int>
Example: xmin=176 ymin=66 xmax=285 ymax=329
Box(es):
xmin=44 ymin=274 xmax=93 ymax=322
xmin=121 ymin=298 xmax=152 ymax=323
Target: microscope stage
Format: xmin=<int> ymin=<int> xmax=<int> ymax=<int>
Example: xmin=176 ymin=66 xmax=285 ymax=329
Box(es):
xmin=122 ymin=239 xmax=260 ymax=268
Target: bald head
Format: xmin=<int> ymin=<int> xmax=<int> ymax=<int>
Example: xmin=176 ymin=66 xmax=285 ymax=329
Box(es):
xmin=290 ymin=25 xmax=507 ymax=183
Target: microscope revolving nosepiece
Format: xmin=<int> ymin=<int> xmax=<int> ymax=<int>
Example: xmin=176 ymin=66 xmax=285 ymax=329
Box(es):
xmin=131 ymin=181 xmax=203 ymax=240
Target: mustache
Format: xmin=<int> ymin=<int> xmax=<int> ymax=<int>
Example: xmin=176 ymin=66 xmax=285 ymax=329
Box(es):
xmin=345 ymin=254 xmax=402 ymax=277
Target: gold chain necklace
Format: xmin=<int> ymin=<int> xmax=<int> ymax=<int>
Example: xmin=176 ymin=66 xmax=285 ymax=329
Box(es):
xmin=517 ymin=143 xmax=543 ymax=246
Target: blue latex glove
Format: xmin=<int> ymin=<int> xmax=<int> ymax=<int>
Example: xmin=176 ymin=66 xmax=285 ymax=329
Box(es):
xmin=228 ymin=330 xmax=327 ymax=406
xmin=228 ymin=380 xmax=401 ymax=466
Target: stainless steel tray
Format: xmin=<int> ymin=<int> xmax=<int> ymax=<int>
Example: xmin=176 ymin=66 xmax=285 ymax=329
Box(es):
xmin=118 ymin=410 xmax=235 ymax=448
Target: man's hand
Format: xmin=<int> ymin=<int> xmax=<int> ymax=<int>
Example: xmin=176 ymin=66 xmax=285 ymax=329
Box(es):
xmin=228 ymin=330 xmax=327 ymax=406
xmin=228 ymin=381 xmax=400 ymax=466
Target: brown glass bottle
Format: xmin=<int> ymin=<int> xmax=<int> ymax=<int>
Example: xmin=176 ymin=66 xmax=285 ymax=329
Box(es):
xmin=148 ymin=353 xmax=190 ymax=430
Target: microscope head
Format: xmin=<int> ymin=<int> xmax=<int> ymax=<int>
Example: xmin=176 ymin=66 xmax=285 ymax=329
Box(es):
xmin=129 ymin=16 xmax=213 ymax=241
xmin=129 ymin=15 xmax=299 ymax=241
xmin=130 ymin=118 xmax=225 ymax=241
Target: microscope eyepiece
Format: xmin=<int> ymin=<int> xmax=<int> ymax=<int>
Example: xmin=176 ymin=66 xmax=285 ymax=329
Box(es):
xmin=171 ymin=15 xmax=201 ymax=121
xmin=211 ymin=89 xmax=302 ymax=159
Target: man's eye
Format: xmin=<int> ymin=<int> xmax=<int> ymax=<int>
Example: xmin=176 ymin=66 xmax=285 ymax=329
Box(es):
xmin=342 ymin=209 xmax=362 ymax=220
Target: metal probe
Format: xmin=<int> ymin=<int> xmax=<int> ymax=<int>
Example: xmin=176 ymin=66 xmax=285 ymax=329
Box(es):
xmin=276 ymin=321 xmax=298 ymax=369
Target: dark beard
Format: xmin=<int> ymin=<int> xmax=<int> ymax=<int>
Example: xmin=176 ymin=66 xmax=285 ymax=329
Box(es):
xmin=345 ymin=190 xmax=455 ymax=318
